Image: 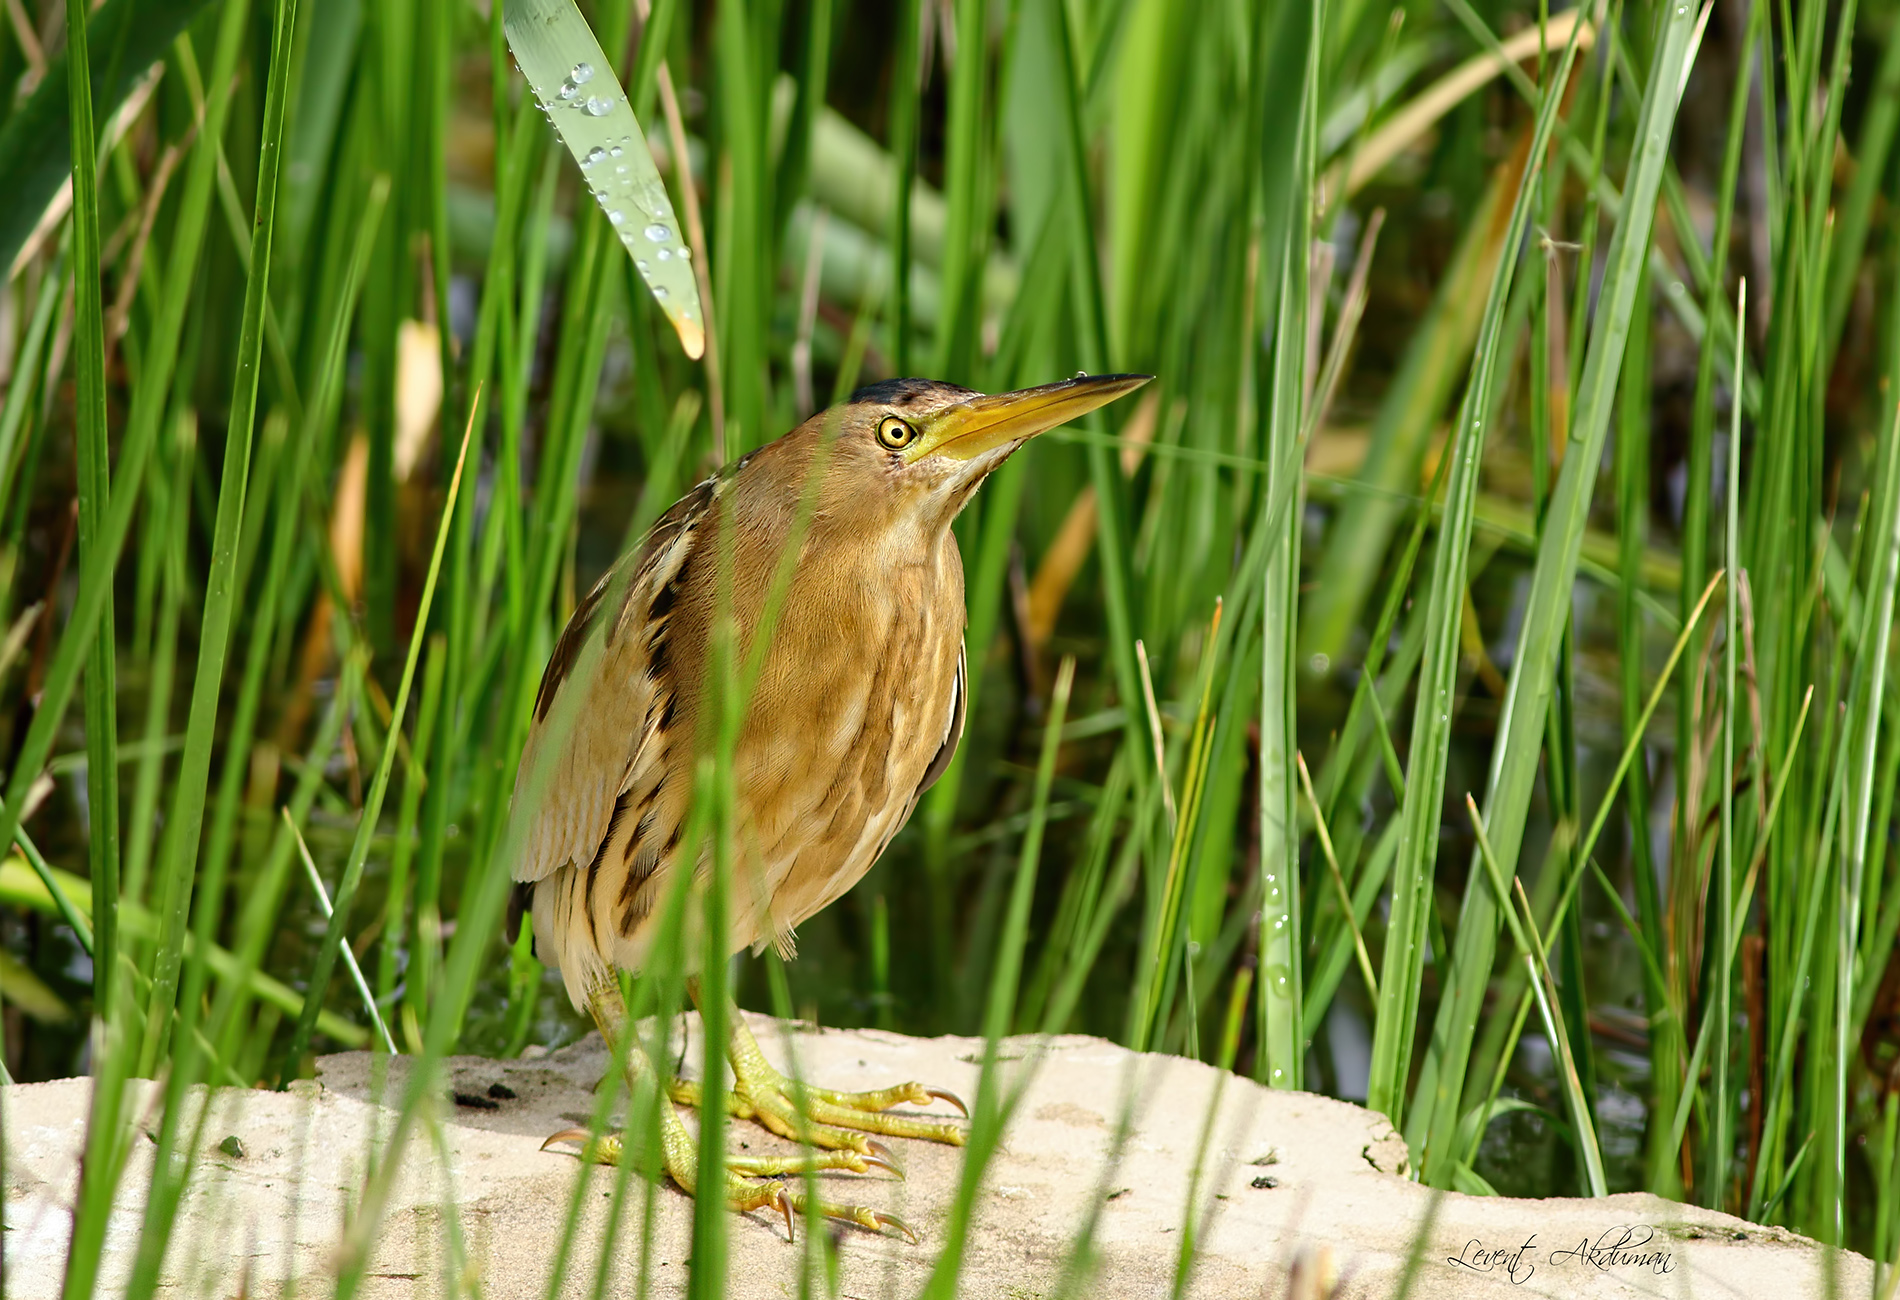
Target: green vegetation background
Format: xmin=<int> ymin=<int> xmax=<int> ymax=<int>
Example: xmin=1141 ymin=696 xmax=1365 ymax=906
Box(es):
xmin=1 ymin=0 xmax=1899 ymax=1290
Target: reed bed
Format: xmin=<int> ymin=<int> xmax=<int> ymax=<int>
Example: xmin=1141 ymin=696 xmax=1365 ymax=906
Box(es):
xmin=0 ymin=0 xmax=1897 ymax=1293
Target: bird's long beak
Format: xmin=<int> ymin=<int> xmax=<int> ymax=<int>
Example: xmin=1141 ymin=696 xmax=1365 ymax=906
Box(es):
xmin=902 ymin=373 xmax=1153 ymax=464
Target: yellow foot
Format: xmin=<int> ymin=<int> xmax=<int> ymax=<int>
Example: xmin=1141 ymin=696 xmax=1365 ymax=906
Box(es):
xmin=540 ymin=1127 xmax=915 ymax=1242
xmin=667 ymin=1014 xmax=967 ymax=1154
xmin=669 ymin=1073 xmax=967 ymax=1152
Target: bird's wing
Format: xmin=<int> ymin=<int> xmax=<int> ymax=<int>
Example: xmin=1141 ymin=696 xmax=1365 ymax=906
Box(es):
xmin=917 ymin=639 xmax=966 ymax=795
xmin=508 ymin=481 xmax=708 ymax=885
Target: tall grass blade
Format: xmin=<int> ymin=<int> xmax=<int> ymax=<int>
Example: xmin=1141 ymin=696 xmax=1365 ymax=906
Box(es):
xmin=286 ymin=808 xmax=396 ymax=1055
xmin=921 ymin=656 xmax=1074 ymax=1300
xmin=1831 ymin=391 xmax=1900 ymax=1235
xmin=1255 ymin=0 xmax=1319 ymax=1091
xmin=0 ymin=0 xmax=215 ymax=275
xmin=888 ymin=0 xmax=921 ymax=375
xmin=1298 ymin=753 xmax=1376 ymax=1003
xmin=1365 ymin=10 xmax=1590 ymax=1130
xmin=61 ymin=0 xmax=117 ymax=1022
xmin=137 ymin=0 xmax=303 ymax=1076
xmin=1715 ymin=278 xmax=1745 ymax=1211
xmin=0 ymin=0 xmax=244 ymax=1005
xmin=279 ymin=397 xmax=477 ymax=1078
xmin=1466 ymin=795 xmax=1607 ymax=1195
xmin=1408 ymin=5 xmax=1706 ymax=1181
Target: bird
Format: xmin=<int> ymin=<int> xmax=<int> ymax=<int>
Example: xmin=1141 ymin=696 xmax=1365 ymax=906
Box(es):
xmin=507 ymin=372 xmax=1151 ymax=1237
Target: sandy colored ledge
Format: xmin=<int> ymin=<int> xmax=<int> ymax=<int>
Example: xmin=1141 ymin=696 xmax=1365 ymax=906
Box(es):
xmin=4 ymin=1012 xmax=1871 ymax=1298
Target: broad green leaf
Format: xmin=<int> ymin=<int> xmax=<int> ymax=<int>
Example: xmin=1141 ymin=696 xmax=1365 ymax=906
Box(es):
xmin=503 ymin=0 xmax=705 ymax=357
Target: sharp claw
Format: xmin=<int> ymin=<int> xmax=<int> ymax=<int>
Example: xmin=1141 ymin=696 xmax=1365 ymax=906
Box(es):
xmin=540 ymin=1127 xmax=591 ymax=1152
xmin=776 ymin=1187 xmax=795 ymax=1243
xmin=861 ymin=1150 xmax=900 ymax=1178
xmin=866 ymin=1139 xmax=902 ymax=1177
xmin=925 ymin=1087 xmax=970 ymax=1118
xmin=872 ymin=1211 xmax=920 ymax=1245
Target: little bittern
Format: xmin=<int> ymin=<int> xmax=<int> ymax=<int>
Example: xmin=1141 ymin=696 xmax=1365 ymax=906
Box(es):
xmin=509 ymin=372 xmax=1150 ymax=1235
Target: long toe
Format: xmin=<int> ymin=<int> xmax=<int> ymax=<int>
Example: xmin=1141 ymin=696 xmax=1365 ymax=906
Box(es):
xmin=737 ymin=1082 xmax=919 ymax=1153
xmin=795 ymin=1091 xmax=967 ymax=1146
xmin=736 ymin=1075 xmax=968 ymax=1149
xmin=724 ymin=1166 xmax=915 ymax=1242
xmin=567 ymin=989 xmax=913 ymax=1241
xmin=725 ymin=1143 xmax=900 ymax=1179
xmin=542 ymin=1122 xmax=900 ymax=1240
xmin=719 ymin=1010 xmax=966 ymax=1148
xmin=784 ymin=1189 xmax=918 ymax=1244
xmin=727 ymin=1068 xmax=967 ymax=1149
xmin=801 ymin=1080 xmax=969 ymax=1119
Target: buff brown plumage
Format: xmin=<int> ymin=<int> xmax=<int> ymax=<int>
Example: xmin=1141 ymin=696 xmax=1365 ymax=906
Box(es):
xmin=508 ymin=372 xmax=1150 ymax=1237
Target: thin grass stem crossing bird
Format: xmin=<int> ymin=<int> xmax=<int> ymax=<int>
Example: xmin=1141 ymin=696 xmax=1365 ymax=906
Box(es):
xmin=508 ymin=372 xmax=1150 ymax=1237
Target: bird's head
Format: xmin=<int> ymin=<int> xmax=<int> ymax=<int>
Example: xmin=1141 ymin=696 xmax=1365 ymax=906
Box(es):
xmin=769 ymin=373 xmax=1152 ymax=535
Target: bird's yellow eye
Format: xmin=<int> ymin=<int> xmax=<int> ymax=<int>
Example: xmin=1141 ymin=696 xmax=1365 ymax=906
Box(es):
xmin=876 ymin=415 xmax=916 ymax=450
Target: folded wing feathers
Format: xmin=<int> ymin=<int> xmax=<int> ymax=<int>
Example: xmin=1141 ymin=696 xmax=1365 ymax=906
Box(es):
xmin=509 ymin=480 xmax=710 ymax=885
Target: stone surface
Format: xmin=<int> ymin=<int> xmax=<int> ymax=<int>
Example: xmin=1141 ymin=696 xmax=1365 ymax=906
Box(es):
xmin=3 ymin=1013 xmax=1870 ymax=1297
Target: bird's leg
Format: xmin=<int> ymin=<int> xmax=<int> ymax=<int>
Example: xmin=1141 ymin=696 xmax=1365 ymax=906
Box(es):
xmin=675 ymin=982 xmax=967 ymax=1151
xmin=541 ymin=977 xmax=913 ymax=1241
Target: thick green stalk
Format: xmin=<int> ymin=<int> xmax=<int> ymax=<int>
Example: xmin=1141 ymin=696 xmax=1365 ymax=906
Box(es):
xmin=427 ymin=69 xmax=537 ymax=1024
xmin=1618 ymin=277 xmax=1681 ymax=1195
xmin=1714 ymin=280 xmax=1745 ymax=1212
xmin=63 ymin=0 xmax=118 ymax=1022
xmin=772 ymin=0 xmax=831 ymax=244
xmin=1831 ymin=396 xmax=1900 ymax=1237
xmin=933 ymin=0 xmax=991 ymax=382
xmin=122 ymin=415 xmax=194 ymax=912
xmin=714 ymin=0 xmax=770 ymax=452
xmin=359 ymin=0 xmax=414 ymax=659
xmin=1046 ymin=0 xmax=1148 ymax=814
xmin=55 ymin=8 xmax=134 ymax=1293
xmin=1823 ymin=1 xmax=1900 ymax=358
xmin=378 ymin=640 xmax=446 ymax=1021
xmin=1675 ymin=12 xmax=1758 ymax=1144
xmin=1256 ymin=0 xmax=1319 ymax=1089
xmin=888 ymin=0 xmax=921 ymax=375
